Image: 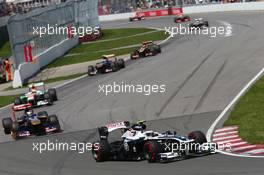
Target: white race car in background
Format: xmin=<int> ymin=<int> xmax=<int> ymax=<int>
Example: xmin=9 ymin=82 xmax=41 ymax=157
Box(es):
xmin=129 ymin=12 xmax=145 ymax=22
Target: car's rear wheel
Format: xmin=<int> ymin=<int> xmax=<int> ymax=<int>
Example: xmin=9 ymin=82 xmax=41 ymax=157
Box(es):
xmin=157 ymin=45 xmax=161 ymax=53
xmin=14 ymin=98 xmax=22 ymax=105
xmin=152 ymin=45 xmax=161 ymax=54
xmin=188 ymin=131 xmax=207 ymax=144
xmin=130 ymin=51 xmax=139 ymax=59
xmin=2 ymin=118 xmax=13 ymax=135
xmin=11 ymin=122 xmax=19 ymax=140
xmin=92 ymin=140 xmax=111 ymax=162
xmin=144 ymin=140 xmax=162 ymax=163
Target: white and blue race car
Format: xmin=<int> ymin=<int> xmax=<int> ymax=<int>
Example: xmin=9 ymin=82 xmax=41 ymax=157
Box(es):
xmin=92 ymin=121 xmax=215 ymax=163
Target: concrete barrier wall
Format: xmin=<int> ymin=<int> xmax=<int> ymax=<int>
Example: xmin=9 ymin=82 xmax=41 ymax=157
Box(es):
xmin=183 ymin=2 xmax=264 ymax=14
xmin=9 ymin=0 xmax=99 ymax=88
xmin=99 ymin=8 xmax=182 ymax=22
xmin=99 ymin=2 xmax=264 ymax=22
xmin=99 ymin=12 xmax=134 ymax=21
xmin=13 ymin=38 xmax=78 ymax=87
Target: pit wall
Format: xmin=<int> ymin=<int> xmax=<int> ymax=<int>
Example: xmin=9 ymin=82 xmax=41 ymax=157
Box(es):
xmin=99 ymin=2 xmax=264 ymax=22
xmin=183 ymin=2 xmax=264 ymax=14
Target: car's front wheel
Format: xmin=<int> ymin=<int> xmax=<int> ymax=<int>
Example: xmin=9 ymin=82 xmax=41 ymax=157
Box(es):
xmin=44 ymin=93 xmax=53 ymax=105
xmin=48 ymin=89 xmax=57 ymax=101
xmin=88 ymin=65 xmax=95 ymax=76
xmin=117 ymin=59 xmax=125 ymax=69
xmin=2 ymin=118 xmax=13 ymax=135
xmin=48 ymin=115 xmax=61 ymax=132
xmin=144 ymin=140 xmax=162 ymax=163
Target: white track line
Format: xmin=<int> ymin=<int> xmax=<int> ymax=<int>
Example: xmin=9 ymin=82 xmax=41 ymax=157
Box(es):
xmin=206 ymin=68 xmax=264 ymax=159
xmin=207 ymin=67 xmax=264 ymax=141
xmin=54 ymin=74 xmax=88 ymax=89
xmin=0 ymin=104 xmax=12 ymax=111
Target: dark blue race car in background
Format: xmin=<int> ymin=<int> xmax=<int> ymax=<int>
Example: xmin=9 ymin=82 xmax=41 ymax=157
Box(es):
xmin=2 ymin=108 xmax=61 ymax=140
xmin=87 ymin=54 xmax=125 ymax=76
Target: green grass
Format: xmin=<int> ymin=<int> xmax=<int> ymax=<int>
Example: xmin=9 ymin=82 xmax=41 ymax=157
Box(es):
xmin=224 ymin=76 xmax=264 ymax=144
xmin=0 ymin=95 xmax=18 ymax=108
xmin=47 ymin=47 xmax=137 ymax=68
xmin=0 ymin=41 xmax=11 ymax=58
xmin=4 ymin=73 xmax=86 ymax=91
xmin=99 ymin=28 xmax=154 ymax=40
xmin=43 ymin=72 xmax=86 ymax=84
xmin=70 ymin=30 xmax=165 ymax=54
xmin=47 ymin=28 xmax=168 ymax=68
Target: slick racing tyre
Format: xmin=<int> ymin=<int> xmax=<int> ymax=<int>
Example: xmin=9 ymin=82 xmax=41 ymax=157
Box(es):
xmin=48 ymin=89 xmax=58 ymax=101
xmin=157 ymin=45 xmax=161 ymax=53
xmin=2 ymin=118 xmax=13 ymax=135
xmin=117 ymin=59 xmax=125 ymax=69
xmin=111 ymin=62 xmax=119 ymax=72
xmin=130 ymin=51 xmax=139 ymax=59
xmin=92 ymin=140 xmax=111 ymax=162
xmin=48 ymin=115 xmax=61 ymax=132
xmin=44 ymin=93 xmax=53 ymax=105
xmin=204 ymin=21 xmax=209 ymax=27
xmin=144 ymin=140 xmax=162 ymax=163
xmin=188 ymin=131 xmax=207 ymax=144
xmin=14 ymin=97 xmax=22 ymax=105
xmin=11 ymin=121 xmax=19 ymax=140
xmin=88 ymin=65 xmax=95 ymax=76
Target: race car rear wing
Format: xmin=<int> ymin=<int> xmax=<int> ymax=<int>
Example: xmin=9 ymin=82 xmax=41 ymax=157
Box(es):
xmin=12 ymin=103 xmax=32 ymax=111
xmin=98 ymin=121 xmax=130 ymax=140
xmin=105 ymin=121 xmax=130 ymax=132
xmin=28 ymin=82 xmax=44 ymax=88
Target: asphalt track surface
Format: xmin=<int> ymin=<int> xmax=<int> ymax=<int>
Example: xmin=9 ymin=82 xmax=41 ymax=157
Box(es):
xmin=0 ymin=12 xmax=264 ymax=175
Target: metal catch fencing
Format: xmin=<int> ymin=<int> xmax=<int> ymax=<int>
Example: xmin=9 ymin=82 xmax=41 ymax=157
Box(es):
xmin=7 ymin=0 xmax=99 ymax=87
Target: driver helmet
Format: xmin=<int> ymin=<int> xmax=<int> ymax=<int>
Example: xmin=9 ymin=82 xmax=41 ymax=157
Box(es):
xmin=102 ymin=56 xmax=109 ymax=61
xmin=31 ymin=85 xmax=37 ymax=92
xmin=25 ymin=108 xmax=33 ymax=116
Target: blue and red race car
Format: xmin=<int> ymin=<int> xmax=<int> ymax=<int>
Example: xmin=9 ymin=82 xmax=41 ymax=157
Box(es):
xmin=2 ymin=108 xmax=61 ymax=140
